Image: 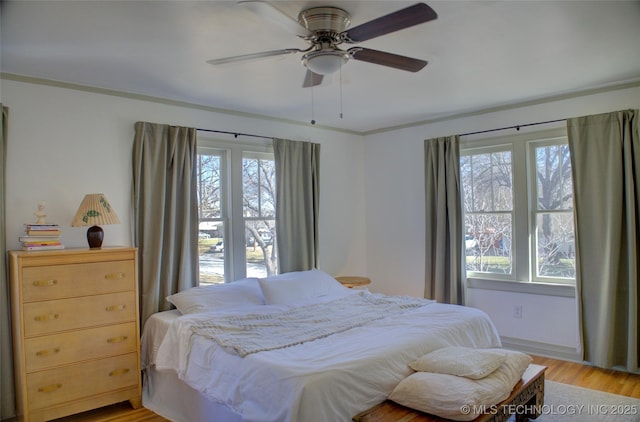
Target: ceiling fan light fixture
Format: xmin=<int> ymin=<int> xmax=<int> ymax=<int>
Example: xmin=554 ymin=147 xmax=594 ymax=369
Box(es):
xmin=302 ymin=50 xmax=349 ymax=75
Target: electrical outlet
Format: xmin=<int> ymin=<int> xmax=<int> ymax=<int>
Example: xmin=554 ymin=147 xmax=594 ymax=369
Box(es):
xmin=513 ymin=305 xmax=523 ymax=319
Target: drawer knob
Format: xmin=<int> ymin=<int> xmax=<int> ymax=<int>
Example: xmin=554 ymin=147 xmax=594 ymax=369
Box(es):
xmin=34 ymin=313 xmax=59 ymax=322
xmin=38 ymin=383 xmax=62 ymax=393
xmin=105 ymin=304 xmax=127 ymax=312
xmin=109 ymin=368 xmax=130 ymax=377
xmin=35 ymin=347 xmax=61 ymax=357
xmin=105 ymin=272 xmax=126 ymax=280
xmin=106 ymin=335 xmax=128 ymax=343
xmin=33 ymin=279 xmax=58 ymax=287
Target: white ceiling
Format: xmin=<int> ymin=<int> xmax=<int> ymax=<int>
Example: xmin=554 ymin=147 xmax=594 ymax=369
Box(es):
xmin=2 ymin=1 xmax=640 ymax=134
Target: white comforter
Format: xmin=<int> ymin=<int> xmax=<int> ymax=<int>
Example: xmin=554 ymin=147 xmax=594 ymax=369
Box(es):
xmin=153 ymin=290 xmax=501 ymax=422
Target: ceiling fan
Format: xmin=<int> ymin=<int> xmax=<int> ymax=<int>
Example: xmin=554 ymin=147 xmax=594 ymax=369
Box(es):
xmin=207 ymin=2 xmax=438 ymax=87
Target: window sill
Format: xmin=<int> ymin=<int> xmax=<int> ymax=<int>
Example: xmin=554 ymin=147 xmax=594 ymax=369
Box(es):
xmin=466 ymin=278 xmax=576 ymax=298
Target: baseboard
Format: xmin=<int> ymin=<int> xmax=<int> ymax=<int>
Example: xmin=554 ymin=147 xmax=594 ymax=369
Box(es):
xmin=502 ymin=336 xmax=640 ymax=375
xmin=501 ymin=336 xmax=582 ymax=362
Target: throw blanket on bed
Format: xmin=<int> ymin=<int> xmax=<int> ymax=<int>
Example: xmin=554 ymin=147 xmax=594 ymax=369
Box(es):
xmin=191 ymin=291 xmax=432 ymax=357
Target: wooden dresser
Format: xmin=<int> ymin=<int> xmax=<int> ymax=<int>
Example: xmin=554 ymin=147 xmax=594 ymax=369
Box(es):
xmin=9 ymin=247 xmax=141 ymax=422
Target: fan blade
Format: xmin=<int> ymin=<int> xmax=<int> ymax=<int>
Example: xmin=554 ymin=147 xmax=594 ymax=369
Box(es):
xmin=207 ymin=49 xmax=301 ymax=65
xmin=302 ymin=70 xmax=323 ymax=88
xmin=239 ymin=1 xmax=311 ymax=38
xmin=343 ymin=3 xmax=437 ymax=43
xmin=349 ymin=48 xmax=427 ymax=72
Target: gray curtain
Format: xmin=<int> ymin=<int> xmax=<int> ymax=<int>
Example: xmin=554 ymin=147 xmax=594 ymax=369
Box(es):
xmin=273 ymin=138 xmax=320 ymax=273
xmin=1 ymin=105 xmax=15 ymax=419
xmin=132 ymin=122 xmax=199 ymax=326
xmin=567 ymin=110 xmax=639 ymax=371
xmin=424 ymin=136 xmax=464 ymax=304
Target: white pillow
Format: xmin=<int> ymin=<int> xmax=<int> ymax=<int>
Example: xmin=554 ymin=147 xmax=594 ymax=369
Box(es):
xmin=258 ymin=269 xmax=346 ymax=305
xmin=389 ymin=350 xmax=532 ymax=421
xmin=166 ymin=278 xmax=264 ymax=314
xmin=409 ymin=347 xmax=507 ymax=379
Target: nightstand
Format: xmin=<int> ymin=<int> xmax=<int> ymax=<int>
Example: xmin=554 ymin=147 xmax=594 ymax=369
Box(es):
xmin=335 ymin=276 xmax=371 ymax=288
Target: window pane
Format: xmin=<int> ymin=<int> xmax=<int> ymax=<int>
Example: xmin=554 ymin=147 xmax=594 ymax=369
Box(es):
xmin=197 ymin=154 xmax=222 ymax=218
xmin=536 ymin=144 xmax=573 ymax=210
xmin=462 ymin=151 xmax=512 ymax=212
xmin=259 ymin=159 xmax=276 ymax=217
xmin=491 ymin=151 xmax=512 ymax=211
xmin=243 ymin=157 xmax=276 ymax=218
xmin=243 ymin=158 xmax=259 ymax=217
xmin=536 ymin=212 xmax=575 ymax=278
xmin=471 ymin=153 xmax=491 ymax=211
xmin=245 ymin=220 xmax=277 ymax=278
xmin=465 ymin=213 xmax=512 ymax=274
xmin=460 ymin=155 xmax=472 ymax=212
xmin=198 ymin=222 xmax=225 ymax=285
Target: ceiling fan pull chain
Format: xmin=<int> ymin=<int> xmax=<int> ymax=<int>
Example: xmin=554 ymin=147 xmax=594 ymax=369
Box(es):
xmin=339 ymin=67 xmax=344 ymax=119
xmin=310 ymin=86 xmax=316 ymax=125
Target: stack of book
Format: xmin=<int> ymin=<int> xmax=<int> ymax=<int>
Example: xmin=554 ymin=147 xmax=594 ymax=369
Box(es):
xmin=20 ymin=224 xmax=64 ymax=250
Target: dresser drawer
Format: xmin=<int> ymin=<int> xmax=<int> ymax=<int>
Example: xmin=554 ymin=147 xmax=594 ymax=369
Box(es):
xmin=26 ymin=352 xmax=139 ymax=410
xmin=22 ymin=260 xmax=135 ymax=302
xmin=24 ymin=322 xmax=137 ymax=372
xmin=23 ymin=292 xmax=136 ymax=337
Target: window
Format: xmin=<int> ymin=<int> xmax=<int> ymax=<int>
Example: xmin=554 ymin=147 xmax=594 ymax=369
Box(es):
xmin=461 ymin=131 xmax=575 ymax=284
xmin=197 ymin=141 xmax=277 ymax=285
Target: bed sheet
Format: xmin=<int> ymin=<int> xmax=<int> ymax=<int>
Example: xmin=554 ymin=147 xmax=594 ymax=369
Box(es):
xmin=141 ymin=309 xmax=181 ymax=370
xmin=151 ymin=293 xmax=501 ymax=422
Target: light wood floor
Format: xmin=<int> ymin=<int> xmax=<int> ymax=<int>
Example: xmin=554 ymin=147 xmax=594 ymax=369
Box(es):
xmin=531 ymin=355 xmax=640 ymax=399
xmin=12 ymin=355 xmax=640 ymax=422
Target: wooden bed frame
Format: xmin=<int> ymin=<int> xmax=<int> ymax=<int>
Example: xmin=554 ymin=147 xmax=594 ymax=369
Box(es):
xmin=353 ymin=364 xmax=546 ymax=422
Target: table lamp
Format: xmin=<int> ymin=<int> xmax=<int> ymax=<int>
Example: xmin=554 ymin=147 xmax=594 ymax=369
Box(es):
xmin=71 ymin=193 xmax=120 ymax=248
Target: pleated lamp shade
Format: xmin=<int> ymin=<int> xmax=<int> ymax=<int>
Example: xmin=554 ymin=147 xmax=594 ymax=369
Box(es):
xmin=71 ymin=193 xmax=120 ymax=248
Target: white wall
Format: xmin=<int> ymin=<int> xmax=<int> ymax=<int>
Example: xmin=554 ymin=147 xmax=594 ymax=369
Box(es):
xmin=363 ymin=84 xmax=640 ymax=356
xmin=2 ymin=78 xmax=367 ymax=277
xmin=465 ymin=288 xmax=579 ymax=351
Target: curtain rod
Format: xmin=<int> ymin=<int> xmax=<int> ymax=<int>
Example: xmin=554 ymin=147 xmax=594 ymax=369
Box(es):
xmin=198 ymin=117 xmax=567 ymax=139
xmin=459 ymin=118 xmax=566 ymax=137
xmin=196 ymin=127 xmax=273 ymax=141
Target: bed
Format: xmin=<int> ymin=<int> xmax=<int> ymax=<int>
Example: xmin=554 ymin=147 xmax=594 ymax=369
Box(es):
xmin=141 ymin=269 xmax=502 ymax=422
